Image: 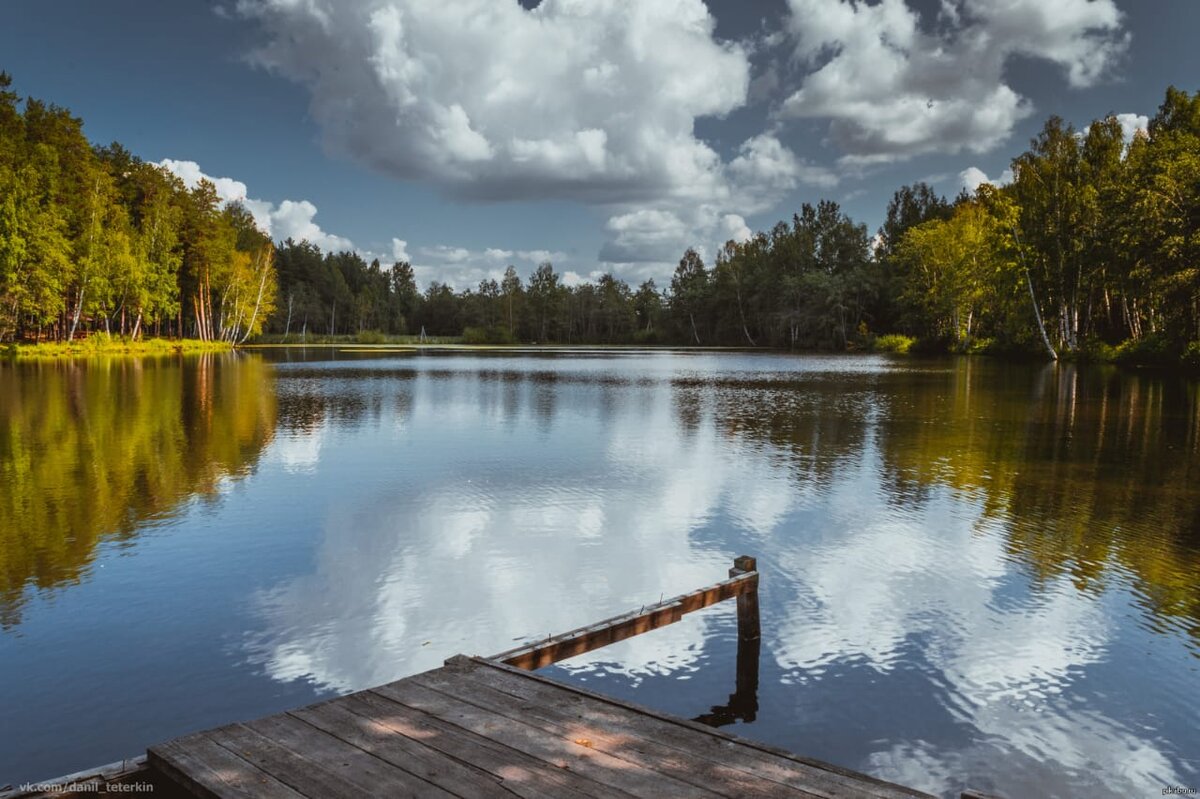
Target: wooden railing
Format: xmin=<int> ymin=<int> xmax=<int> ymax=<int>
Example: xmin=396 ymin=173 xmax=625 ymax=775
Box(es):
xmin=490 ymin=555 xmax=759 ymax=670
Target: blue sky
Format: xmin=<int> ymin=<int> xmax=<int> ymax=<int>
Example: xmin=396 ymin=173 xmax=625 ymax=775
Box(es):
xmin=3 ymin=0 xmax=1198 ymax=289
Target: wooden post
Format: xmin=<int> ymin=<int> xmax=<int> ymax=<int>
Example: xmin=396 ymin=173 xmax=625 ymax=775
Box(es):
xmin=729 ymin=555 xmax=760 ymax=642
xmin=695 ymin=555 xmax=762 ymax=728
xmin=731 ymin=556 xmax=760 ymax=724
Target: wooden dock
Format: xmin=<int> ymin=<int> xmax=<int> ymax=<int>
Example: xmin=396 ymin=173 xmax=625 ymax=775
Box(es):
xmin=149 ymin=654 xmax=933 ymax=798
xmin=7 ymin=556 xmax=961 ymax=799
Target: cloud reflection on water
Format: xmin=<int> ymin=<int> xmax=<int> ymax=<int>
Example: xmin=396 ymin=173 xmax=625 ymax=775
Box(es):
xmin=247 ymin=353 xmax=1197 ymax=798
xmin=250 ymin=360 xmax=799 ymax=691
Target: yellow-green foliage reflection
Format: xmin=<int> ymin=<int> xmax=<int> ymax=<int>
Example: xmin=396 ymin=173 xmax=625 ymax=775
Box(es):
xmin=0 ymin=354 xmax=275 ymax=627
xmin=878 ymin=360 xmax=1200 ymax=641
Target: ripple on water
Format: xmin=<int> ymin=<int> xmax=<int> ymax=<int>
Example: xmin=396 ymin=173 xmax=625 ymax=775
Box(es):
xmin=3 ymin=352 xmax=1199 ymax=796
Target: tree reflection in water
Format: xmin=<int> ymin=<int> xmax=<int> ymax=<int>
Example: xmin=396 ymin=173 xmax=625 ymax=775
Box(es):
xmin=0 ymin=353 xmax=276 ymax=628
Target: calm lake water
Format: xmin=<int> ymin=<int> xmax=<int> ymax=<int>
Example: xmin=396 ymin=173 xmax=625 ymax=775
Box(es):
xmin=1 ymin=349 xmax=1198 ymax=797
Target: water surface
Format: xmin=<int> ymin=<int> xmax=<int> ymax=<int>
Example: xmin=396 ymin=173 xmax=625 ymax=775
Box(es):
xmin=1 ymin=350 xmax=1197 ymax=797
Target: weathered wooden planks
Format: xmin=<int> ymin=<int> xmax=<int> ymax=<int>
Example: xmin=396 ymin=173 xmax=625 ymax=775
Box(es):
xmin=414 ymin=659 xmax=818 ymax=799
xmin=462 ymin=656 xmax=931 ymax=799
xmin=148 ymin=657 xmax=936 ymax=799
xmin=148 ymin=735 xmax=307 ymax=799
xmin=372 ymin=678 xmax=722 ymax=799
xmin=286 ymin=698 xmax=530 ymax=798
xmin=299 ymin=691 xmax=631 ymax=799
xmin=143 ymin=556 xmax=939 ymax=799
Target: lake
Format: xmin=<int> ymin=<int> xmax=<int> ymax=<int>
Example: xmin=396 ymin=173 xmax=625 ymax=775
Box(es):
xmin=1 ymin=349 xmax=1197 ymax=798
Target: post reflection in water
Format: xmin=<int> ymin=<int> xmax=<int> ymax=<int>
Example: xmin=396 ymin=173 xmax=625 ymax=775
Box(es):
xmin=690 ymin=634 xmax=760 ymax=728
xmin=694 ymin=558 xmax=761 ymax=730
xmin=0 ymin=350 xmax=1197 ymax=798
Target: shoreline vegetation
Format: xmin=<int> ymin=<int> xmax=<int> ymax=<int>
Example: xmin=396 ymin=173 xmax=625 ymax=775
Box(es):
xmin=4 ymin=334 xmax=232 ymax=358
xmin=2 ymin=71 xmax=1198 ymax=369
xmin=9 ymin=334 xmax=1195 ymax=373
xmin=246 ymin=336 xmax=1200 ymax=371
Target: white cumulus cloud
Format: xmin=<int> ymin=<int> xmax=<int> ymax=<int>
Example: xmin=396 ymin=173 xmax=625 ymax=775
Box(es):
xmin=407 ymin=244 xmax=575 ymax=290
xmin=271 ymin=199 xmax=355 ymax=253
xmin=598 ymin=203 xmax=771 ymax=269
xmin=1114 ymin=112 xmax=1149 ymax=144
xmin=234 ymin=0 xmax=836 ymax=269
xmin=779 ymin=0 xmax=1129 ymax=165
xmin=959 ymin=166 xmax=1015 ymax=193
xmin=224 ymin=0 xmax=1133 ymax=278
xmin=420 ymin=245 xmax=472 ymax=264
xmin=391 ymin=238 xmax=411 ymax=263
xmin=719 ymin=213 xmax=753 ymax=244
xmin=599 ymin=208 xmax=693 ymax=265
xmin=236 ymin=0 xmax=750 ymax=205
xmin=728 ymin=132 xmax=837 ymax=193
xmin=159 ymin=158 xmax=355 ymax=254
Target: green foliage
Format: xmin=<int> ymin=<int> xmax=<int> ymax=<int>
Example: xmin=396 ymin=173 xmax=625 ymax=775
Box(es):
xmin=871 ymin=334 xmax=916 ymax=354
xmin=868 ymin=333 xmax=912 ymax=352
xmin=8 ymin=334 xmax=233 ymax=359
xmin=3 ymin=72 xmax=1199 ymax=366
xmin=270 ymin=243 xmax=404 ymax=339
xmin=1067 ymin=339 xmax=1119 ymax=363
xmin=671 ymin=248 xmax=709 ymax=344
xmin=632 ymin=328 xmax=661 ymax=345
xmin=963 ymin=337 xmax=997 ymax=355
xmin=1113 ymin=334 xmax=1178 ymax=367
xmin=886 ymin=87 xmax=1200 ymax=367
xmin=354 ymin=329 xmax=388 ymax=344
xmin=461 ymin=326 xmax=516 ymax=345
xmin=0 ymin=75 xmax=277 ymax=344
xmin=1183 ymin=342 xmax=1200 ymax=370
xmin=895 ymin=201 xmax=1014 ymax=346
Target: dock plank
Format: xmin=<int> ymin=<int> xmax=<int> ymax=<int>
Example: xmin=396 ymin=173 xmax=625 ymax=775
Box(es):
xmin=477 ymin=657 xmax=933 ymax=798
xmin=147 ymin=735 xmax=307 ymax=799
xmin=413 ymin=663 xmax=820 ymax=799
xmin=329 ymin=690 xmax=637 ymax=799
xmin=206 ymin=724 xmax=383 ymax=799
xmin=463 ymin=657 xmax=929 ymax=799
xmin=284 ymin=699 xmax=521 ymax=798
xmin=240 ymin=714 xmax=458 ymax=798
xmin=147 ymin=659 xmax=936 ymax=799
xmin=373 ymin=677 xmax=725 ymax=799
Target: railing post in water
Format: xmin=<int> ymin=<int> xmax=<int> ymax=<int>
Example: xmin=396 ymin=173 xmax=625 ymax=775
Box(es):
xmin=729 ymin=555 xmax=760 ymax=642
xmin=731 ymin=555 xmax=761 ymax=724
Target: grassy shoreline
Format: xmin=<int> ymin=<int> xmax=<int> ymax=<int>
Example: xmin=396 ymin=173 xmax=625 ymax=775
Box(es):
xmin=865 ymin=332 xmax=1200 ymax=371
xmin=4 ymin=336 xmax=234 ymax=359
xmin=7 ymin=332 xmax=1197 ymax=373
xmin=249 ymin=335 xmax=1200 ymax=369
xmin=250 ymin=333 xmax=462 ymax=346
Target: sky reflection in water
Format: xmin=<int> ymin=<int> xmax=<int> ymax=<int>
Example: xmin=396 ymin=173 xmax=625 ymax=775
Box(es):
xmin=1 ymin=351 xmax=1197 ymax=797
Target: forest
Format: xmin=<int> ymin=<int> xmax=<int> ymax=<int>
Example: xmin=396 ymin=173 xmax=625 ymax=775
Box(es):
xmin=1 ymin=70 xmax=1198 ymax=363
xmin=0 ymin=73 xmax=274 ymax=344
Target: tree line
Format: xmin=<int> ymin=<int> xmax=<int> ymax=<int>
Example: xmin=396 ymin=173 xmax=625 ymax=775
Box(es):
xmin=883 ymin=86 xmax=1200 ymax=363
xmin=0 ymin=72 xmax=275 ymax=343
xmin=2 ymin=70 xmax=1197 ymax=362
